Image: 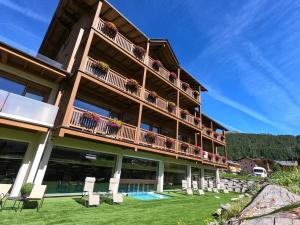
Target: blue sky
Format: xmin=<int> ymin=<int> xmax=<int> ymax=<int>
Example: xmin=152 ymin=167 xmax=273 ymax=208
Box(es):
xmin=0 ymin=0 xmax=299 ymax=135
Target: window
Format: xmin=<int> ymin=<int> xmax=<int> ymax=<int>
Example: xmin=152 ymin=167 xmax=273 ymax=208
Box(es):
xmin=0 ymin=76 xmax=47 ymax=102
xmin=141 ymin=122 xmax=160 ymax=133
xmin=74 ymin=99 xmax=120 ymax=119
xmin=0 ymin=76 xmax=25 ymax=95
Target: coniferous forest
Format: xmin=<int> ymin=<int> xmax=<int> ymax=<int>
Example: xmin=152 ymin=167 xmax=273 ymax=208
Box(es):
xmin=226 ymin=133 xmax=300 ymax=160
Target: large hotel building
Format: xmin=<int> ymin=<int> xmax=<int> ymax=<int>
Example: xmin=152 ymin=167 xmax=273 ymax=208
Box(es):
xmin=0 ymin=0 xmax=228 ymax=196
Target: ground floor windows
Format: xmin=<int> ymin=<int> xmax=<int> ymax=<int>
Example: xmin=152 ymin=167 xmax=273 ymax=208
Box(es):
xmin=43 ymin=147 xmax=116 ymax=194
xmin=164 ymin=163 xmax=187 ymax=190
xmin=0 ymin=140 xmax=27 ymax=184
xmin=119 ymin=156 xmax=158 ymax=192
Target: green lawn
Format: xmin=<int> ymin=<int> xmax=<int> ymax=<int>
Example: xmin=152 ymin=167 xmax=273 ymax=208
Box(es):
xmin=0 ymin=192 xmax=238 ymax=225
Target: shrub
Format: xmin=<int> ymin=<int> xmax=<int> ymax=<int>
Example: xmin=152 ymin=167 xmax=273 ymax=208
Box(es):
xmin=126 ymin=79 xmax=139 ymax=92
xmin=133 ymin=46 xmax=145 ymax=60
xmin=269 ymin=169 xmax=300 ymax=194
xmin=103 ymin=21 xmax=118 ymax=38
xmin=221 ymin=196 xmax=252 ymax=221
xmin=107 ymin=119 xmax=123 ymax=129
xmin=169 ymin=72 xmax=177 ymax=81
xmin=194 ymin=146 xmax=201 ymax=155
xmin=21 ymin=183 xmax=34 ymax=197
xmin=168 ymin=102 xmax=176 ymax=112
xmin=165 ymin=138 xmax=174 ymax=148
xmin=81 ymin=112 xmax=100 ymax=129
xmin=181 ymin=109 xmax=189 ymax=118
xmin=145 ymin=131 xmax=156 ymax=143
xmin=194 ymin=117 xmax=201 ymax=125
xmin=152 ymin=60 xmax=162 ymax=71
xmin=149 ymin=91 xmax=158 ymax=100
xmin=93 ymin=61 xmax=109 ymax=73
xmin=181 ymin=82 xmax=190 ymax=90
xmin=181 ymin=143 xmax=189 ymax=151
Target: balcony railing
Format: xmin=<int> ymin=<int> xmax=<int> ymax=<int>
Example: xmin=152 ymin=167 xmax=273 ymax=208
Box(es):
xmin=180 ymin=81 xmax=200 ymax=101
xmin=68 ymin=108 xmax=226 ymax=165
xmin=143 ymin=90 xmax=177 ymax=116
xmin=202 ymin=126 xmax=226 ymax=144
xmin=96 ymin=19 xmax=145 ymax=62
xmin=0 ymin=89 xmax=58 ymax=128
xmin=95 ymin=19 xmax=201 ymax=104
xmin=69 ymin=107 xmax=136 ymax=142
xmin=139 ymin=129 xmax=176 ymax=152
xmin=85 ymin=58 xmax=141 ymax=98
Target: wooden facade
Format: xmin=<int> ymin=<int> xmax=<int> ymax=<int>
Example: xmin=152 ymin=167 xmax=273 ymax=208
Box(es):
xmin=30 ymin=0 xmax=226 ymax=169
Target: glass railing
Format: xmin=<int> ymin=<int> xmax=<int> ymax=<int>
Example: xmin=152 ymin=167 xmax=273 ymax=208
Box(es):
xmin=0 ymin=89 xmax=58 ymax=127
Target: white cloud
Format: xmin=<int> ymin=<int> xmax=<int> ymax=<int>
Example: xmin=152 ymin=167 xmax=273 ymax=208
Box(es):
xmin=0 ymin=0 xmax=48 ymax=24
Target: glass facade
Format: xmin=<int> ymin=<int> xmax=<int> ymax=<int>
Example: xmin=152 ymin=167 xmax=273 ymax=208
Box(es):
xmin=43 ymin=147 xmax=116 ymax=194
xmin=164 ymin=163 xmax=187 ymax=190
xmin=0 ymin=140 xmax=27 ymax=184
xmin=119 ymin=156 xmax=158 ymax=192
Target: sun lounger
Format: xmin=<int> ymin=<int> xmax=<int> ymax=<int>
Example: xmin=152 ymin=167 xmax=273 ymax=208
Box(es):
xmin=182 ymin=180 xmax=187 ymax=191
xmin=19 ymin=184 xmax=47 ymax=212
xmin=0 ymin=184 xmax=12 ymax=210
xmin=87 ymin=194 xmax=100 ymax=207
xmin=82 ymin=177 xmax=96 ymax=197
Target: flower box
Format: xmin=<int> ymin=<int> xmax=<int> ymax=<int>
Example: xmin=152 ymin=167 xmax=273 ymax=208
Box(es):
xmin=193 ymin=90 xmax=199 ymax=98
xmin=208 ymin=152 xmax=214 ymax=161
xmin=81 ymin=112 xmax=100 ymax=129
xmin=148 ymin=91 xmax=158 ymax=102
xmin=167 ymin=102 xmax=176 ymax=112
xmin=214 ymin=133 xmax=219 ymax=138
xmin=107 ymin=119 xmax=123 ymax=134
xmin=126 ymin=79 xmax=139 ymax=92
xmin=206 ymin=129 xmax=212 ymax=135
xmin=215 ymin=155 xmax=220 ymax=162
xmin=181 ymin=82 xmax=190 ymax=91
xmin=181 ymin=142 xmax=189 ymax=151
xmin=222 ymin=157 xmax=227 ymax=163
xmin=92 ymin=61 xmax=109 ymax=74
xmin=181 ymin=109 xmax=189 ymax=119
xmin=194 ymin=146 xmax=201 ymax=155
xmin=169 ymin=72 xmax=177 ymax=82
xmin=165 ymin=138 xmax=174 ymax=149
xmin=152 ymin=60 xmax=162 ymax=71
xmin=133 ymin=46 xmax=145 ymax=60
xmin=103 ymin=21 xmax=118 ymax=38
xmin=194 ymin=117 xmax=201 ymax=125
xmin=145 ymin=131 xmax=156 ymax=143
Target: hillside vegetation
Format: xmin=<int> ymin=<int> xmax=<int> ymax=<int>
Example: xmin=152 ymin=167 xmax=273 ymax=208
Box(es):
xmin=226 ymin=133 xmax=300 ymax=160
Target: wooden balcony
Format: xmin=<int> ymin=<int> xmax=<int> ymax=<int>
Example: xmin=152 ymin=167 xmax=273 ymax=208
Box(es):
xmin=85 ymin=58 xmax=201 ymax=130
xmin=139 ymin=129 xmax=176 ymax=152
xmin=68 ymin=107 xmax=226 ymax=166
xmin=69 ymin=107 xmax=136 ymax=142
xmin=96 ymin=18 xmax=145 ymax=63
xmin=85 ymin=57 xmax=141 ymax=98
xmin=202 ymin=126 xmax=226 ymax=144
xmin=95 ymin=18 xmax=200 ymax=104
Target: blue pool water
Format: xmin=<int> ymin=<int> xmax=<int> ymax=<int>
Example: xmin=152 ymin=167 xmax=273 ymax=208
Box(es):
xmin=128 ymin=192 xmax=170 ymax=200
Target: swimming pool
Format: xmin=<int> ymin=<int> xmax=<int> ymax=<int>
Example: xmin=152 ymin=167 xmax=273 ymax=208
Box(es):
xmin=128 ymin=192 xmax=170 ymax=200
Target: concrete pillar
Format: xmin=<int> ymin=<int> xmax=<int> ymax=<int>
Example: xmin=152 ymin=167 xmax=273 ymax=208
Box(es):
xmin=187 ymin=165 xmax=192 ymax=189
xmin=26 ymin=132 xmax=50 ymax=183
xmin=200 ymin=168 xmax=205 ymax=189
xmin=33 ymin=140 xmax=54 ymax=185
xmin=10 ymin=142 xmax=36 ymax=197
xmin=214 ymin=169 xmax=220 ymax=189
xmin=113 ymin=154 xmax=123 ymax=193
xmin=157 ymin=161 xmax=164 ymax=193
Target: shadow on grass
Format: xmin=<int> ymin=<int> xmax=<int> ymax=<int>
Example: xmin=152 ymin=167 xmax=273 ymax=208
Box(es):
xmin=73 ymin=197 xmax=86 ymax=207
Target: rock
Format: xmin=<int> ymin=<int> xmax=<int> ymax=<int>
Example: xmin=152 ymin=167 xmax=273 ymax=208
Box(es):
xmin=198 ymin=189 xmax=205 ymax=195
xmin=240 ymin=185 xmax=300 ymax=218
xmin=207 ymin=188 xmax=213 ymax=192
xmin=231 ymin=197 xmax=239 ymax=202
xmin=213 ymin=188 xmax=219 ymax=193
xmin=221 ymin=203 xmax=231 ymax=211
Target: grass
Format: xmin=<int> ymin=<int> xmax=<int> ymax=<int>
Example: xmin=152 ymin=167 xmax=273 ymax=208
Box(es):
xmin=0 ymin=192 xmax=238 ymax=225
xmin=221 ymin=173 xmax=263 ymax=181
xmin=269 ymin=168 xmax=300 ymax=194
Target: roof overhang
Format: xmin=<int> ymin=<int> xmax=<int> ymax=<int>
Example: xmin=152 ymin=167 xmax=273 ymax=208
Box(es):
xmin=180 ymin=68 xmax=208 ymax=91
xmin=0 ymin=41 xmax=68 ymax=83
xmin=202 ymin=113 xmax=228 ymax=131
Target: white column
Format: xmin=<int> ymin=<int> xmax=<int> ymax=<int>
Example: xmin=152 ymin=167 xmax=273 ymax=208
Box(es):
xmin=200 ymin=168 xmax=205 ymax=189
xmin=157 ymin=161 xmax=164 ymax=193
xmin=10 ymin=143 xmax=36 ymax=197
xmin=215 ymin=169 xmax=220 ymax=189
xmin=187 ymin=165 xmax=192 ymax=189
xmin=26 ymin=132 xmax=50 ymax=183
xmin=34 ymin=140 xmax=54 ymax=185
xmin=113 ymin=154 xmax=123 ymax=193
